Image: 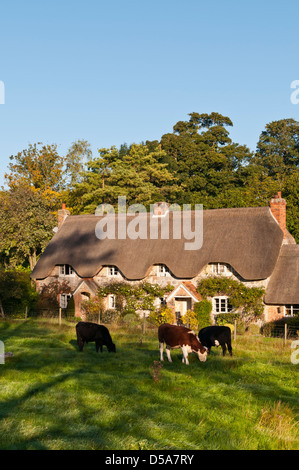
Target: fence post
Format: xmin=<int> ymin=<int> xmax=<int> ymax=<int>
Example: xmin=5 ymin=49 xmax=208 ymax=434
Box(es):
xmin=59 ymin=307 xmax=62 ymax=326
xmin=98 ymin=310 xmax=101 ymax=325
xmin=284 ymin=323 xmax=288 ymax=346
xmin=234 ymin=320 xmax=237 ymax=341
xmin=25 ymin=306 xmax=28 ymax=321
xmin=143 ymin=312 xmax=146 ymax=335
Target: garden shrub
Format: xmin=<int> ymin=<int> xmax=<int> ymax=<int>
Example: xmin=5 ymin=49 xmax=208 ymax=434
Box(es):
xmin=122 ymin=313 xmax=141 ymax=330
xmin=148 ymin=307 xmax=176 ymax=326
xmin=194 ymin=300 xmax=212 ymax=329
xmin=0 ymin=270 xmax=38 ymax=318
xmin=262 ymin=316 xmax=299 ymax=338
xmin=181 ymin=309 xmax=200 ymax=331
xmin=101 ymin=308 xmax=121 ymax=324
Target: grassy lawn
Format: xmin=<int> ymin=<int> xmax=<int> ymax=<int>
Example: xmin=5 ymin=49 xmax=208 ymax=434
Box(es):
xmin=0 ymin=319 xmax=298 ymax=450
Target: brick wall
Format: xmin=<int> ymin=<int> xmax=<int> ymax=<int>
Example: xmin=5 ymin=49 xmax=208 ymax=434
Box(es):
xmin=270 ymin=191 xmax=287 ymax=238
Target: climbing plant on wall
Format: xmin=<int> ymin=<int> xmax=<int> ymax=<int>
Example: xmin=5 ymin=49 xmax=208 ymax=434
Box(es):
xmin=97 ymin=281 xmax=174 ymax=316
xmin=197 ymin=277 xmax=265 ymax=322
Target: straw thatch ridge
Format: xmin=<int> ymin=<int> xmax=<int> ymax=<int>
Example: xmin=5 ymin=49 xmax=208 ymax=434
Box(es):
xmin=264 ymin=245 xmax=299 ymax=304
xmin=31 ymin=206 xmax=283 ymax=281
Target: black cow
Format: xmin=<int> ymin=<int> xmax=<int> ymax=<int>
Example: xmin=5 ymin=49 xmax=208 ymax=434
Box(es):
xmin=198 ymin=326 xmax=232 ymax=356
xmin=76 ymin=322 xmax=116 ymax=353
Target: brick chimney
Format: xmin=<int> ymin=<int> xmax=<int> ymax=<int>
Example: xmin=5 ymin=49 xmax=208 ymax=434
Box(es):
xmin=58 ymin=203 xmax=70 ymax=228
xmin=270 ymin=191 xmax=287 ymax=237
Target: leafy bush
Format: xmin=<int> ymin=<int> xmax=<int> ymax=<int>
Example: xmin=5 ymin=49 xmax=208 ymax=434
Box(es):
xmin=148 ymin=307 xmax=176 ymax=326
xmin=181 ymin=309 xmax=200 ymax=331
xmin=66 ymin=295 xmax=75 ymax=318
xmin=101 ymin=308 xmax=121 ymax=324
xmin=194 ymin=300 xmax=212 ymax=329
xmin=0 ymin=270 xmax=38 ymax=318
xmin=81 ymin=295 xmax=104 ymax=319
xmin=262 ymin=316 xmax=299 ymax=338
xmin=122 ymin=313 xmax=141 ymax=330
xmin=216 ymin=313 xmax=246 ymax=334
xmin=97 ymin=281 xmax=174 ymax=316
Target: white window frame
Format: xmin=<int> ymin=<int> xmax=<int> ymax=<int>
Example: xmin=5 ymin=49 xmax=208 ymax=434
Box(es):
xmin=60 ymin=293 xmax=71 ymax=309
xmin=157 ymin=265 xmax=170 ymax=277
xmin=108 ymin=294 xmax=116 ymax=309
xmin=211 ymin=263 xmax=230 ymax=276
xmin=59 ymin=265 xmax=75 ymax=277
xmin=107 ymin=266 xmax=119 ymax=277
xmin=284 ymin=305 xmax=299 ymax=317
xmin=213 ymin=296 xmax=232 ymax=314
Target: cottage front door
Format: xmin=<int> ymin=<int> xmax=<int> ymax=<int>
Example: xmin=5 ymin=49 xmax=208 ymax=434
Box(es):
xmin=174 ymin=298 xmax=191 ymax=323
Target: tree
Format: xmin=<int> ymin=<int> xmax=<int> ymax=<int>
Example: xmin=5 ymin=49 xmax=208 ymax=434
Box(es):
xmin=0 ymin=186 xmax=56 ymax=269
xmin=0 ymin=270 xmax=37 ymax=318
xmin=65 ymin=139 xmax=92 ymax=188
xmin=36 ymin=279 xmax=72 ymax=312
xmin=69 ymin=143 xmax=177 ymax=213
xmin=254 ymin=119 xmax=299 ymax=181
xmin=6 ymin=142 xmax=64 ymax=193
xmin=160 ymin=112 xmax=253 ymax=206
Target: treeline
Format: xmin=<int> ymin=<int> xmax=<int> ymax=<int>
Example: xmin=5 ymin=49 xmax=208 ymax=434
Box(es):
xmin=1 ymin=112 xmax=299 ymax=271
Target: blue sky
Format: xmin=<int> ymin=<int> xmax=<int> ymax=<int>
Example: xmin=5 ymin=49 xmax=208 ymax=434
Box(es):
xmin=0 ymin=0 xmax=298 ymax=186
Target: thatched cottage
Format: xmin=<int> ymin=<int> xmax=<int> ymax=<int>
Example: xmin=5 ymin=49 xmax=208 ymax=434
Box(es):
xmin=31 ymin=192 xmax=299 ymax=323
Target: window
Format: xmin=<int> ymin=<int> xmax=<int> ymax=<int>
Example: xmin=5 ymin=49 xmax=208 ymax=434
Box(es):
xmin=107 ymin=266 xmax=119 ymax=277
xmin=157 ymin=265 xmax=170 ymax=277
xmin=284 ymin=305 xmax=299 ymax=317
xmin=60 ymin=294 xmax=71 ymax=309
xmin=108 ymin=295 xmax=116 ymax=309
xmin=59 ymin=265 xmax=75 ymax=276
xmin=214 ymin=296 xmax=232 ymax=314
xmin=211 ymin=263 xmax=230 ymax=276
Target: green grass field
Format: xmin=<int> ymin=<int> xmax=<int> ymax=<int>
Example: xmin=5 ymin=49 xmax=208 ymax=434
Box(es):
xmin=0 ymin=319 xmax=298 ymax=450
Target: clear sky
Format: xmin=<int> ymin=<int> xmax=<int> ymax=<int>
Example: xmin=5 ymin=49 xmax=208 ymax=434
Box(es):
xmin=0 ymin=0 xmax=298 ymax=186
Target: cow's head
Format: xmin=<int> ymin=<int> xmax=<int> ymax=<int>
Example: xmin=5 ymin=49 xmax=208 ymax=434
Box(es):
xmin=197 ymin=346 xmax=208 ymax=362
xmin=108 ymin=342 xmax=116 ymax=353
xmin=189 ymin=333 xmax=208 ymax=362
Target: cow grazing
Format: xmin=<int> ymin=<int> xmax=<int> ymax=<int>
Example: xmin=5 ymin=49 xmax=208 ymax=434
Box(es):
xmin=158 ymin=323 xmax=208 ymax=365
xmin=198 ymin=326 xmax=232 ymax=357
xmin=76 ymin=322 xmax=116 ymax=353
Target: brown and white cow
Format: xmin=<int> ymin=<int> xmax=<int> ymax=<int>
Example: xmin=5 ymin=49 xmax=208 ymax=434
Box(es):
xmin=158 ymin=323 xmax=208 ymax=365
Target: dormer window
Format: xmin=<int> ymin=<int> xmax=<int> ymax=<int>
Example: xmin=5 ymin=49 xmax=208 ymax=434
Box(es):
xmin=59 ymin=265 xmax=75 ymax=276
xmin=211 ymin=263 xmax=231 ymax=276
xmin=107 ymin=266 xmax=119 ymax=277
xmin=157 ymin=265 xmax=170 ymax=277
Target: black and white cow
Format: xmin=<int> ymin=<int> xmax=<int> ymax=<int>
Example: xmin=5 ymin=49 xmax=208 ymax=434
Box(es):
xmin=158 ymin=323 xmax=208 ymax=365
xmin=76 ymin=321 xmax=116 ymax=353
xmin=198 ymin=326 xmax=232 ymax=356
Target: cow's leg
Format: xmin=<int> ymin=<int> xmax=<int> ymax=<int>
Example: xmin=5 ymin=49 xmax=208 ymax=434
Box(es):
xmin=166 ymin=346 xmax=172 ymax=363
xmin=159 ymin=342 xmax=164 ymax=361
xmin=181 ymin=346 xmax=189 ymax=365
xmin=95 ymin=340 xmax=103 ymax=353
xmin=77 ymin=336 xmax=84 ymax=352
xmin=221 ymin=343 xmax=227 ymax=356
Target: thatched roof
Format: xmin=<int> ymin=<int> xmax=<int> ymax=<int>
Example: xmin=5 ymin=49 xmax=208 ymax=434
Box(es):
xmin=264 ymin=245 xmax=299 ymax=305
xmin=31 ymin=206 xmax=283 ymax=282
